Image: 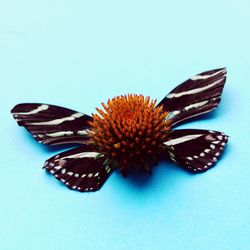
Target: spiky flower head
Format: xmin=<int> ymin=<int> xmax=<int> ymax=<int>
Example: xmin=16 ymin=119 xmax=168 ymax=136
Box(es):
xmin=88 ymin=94 xmax=171 ymax=175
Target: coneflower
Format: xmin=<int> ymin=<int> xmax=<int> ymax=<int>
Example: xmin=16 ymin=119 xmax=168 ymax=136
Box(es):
xmin=89 ymin=94 xmax=171 ymax=175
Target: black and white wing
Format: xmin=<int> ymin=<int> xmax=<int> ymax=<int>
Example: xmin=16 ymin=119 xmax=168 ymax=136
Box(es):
xmin=11 ymin=103 xmax=92 ymax=145
xmin=157 ymin=68 xmax=227 ymax=127
xmin=163 ymin=129 xmax=228 ymax=172
xmin=43 ymin=145 xmax=113 ymax=192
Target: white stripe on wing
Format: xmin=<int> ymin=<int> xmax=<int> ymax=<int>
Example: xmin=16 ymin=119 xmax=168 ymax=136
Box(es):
xmin=12 ymin=104 xmax=49 ymax=115
xmin=61 ymin=152 xmax=103 ymax=159
xmin=167 ymin=78 xmax=225 ymax=99
xmin=183 ymin=100 xmax=209 ymax=111
xmin=191 ymin=68 xmax=226 ymax=81
xmin=46 ymin=131 xmax=74 ymax=137
xmin=164 ymin=134 xmax=203 ymax=146
xmin=28 ymin=113 xmax=83 ymax=125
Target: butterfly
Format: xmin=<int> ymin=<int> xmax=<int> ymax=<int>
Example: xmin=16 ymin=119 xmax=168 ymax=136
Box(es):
xmin=11 ymin=68 xmax=228 ymax=192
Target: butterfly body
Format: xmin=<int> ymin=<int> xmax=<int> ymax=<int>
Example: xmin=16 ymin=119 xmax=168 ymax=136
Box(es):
xmin=11 ymin=68 xmax=228 ymax=192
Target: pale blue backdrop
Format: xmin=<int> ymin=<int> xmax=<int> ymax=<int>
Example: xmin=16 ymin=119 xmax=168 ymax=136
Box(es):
xmin=0 ymin=1 xmax=250 ymax=249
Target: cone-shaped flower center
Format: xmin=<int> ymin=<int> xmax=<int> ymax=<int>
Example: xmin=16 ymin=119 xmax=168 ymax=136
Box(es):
xmin=88 ymin=94 xmax=171 ymax=175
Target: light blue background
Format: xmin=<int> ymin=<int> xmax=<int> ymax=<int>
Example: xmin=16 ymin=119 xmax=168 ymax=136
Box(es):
xmin=1 ymin=1 xmax=250 ymax=249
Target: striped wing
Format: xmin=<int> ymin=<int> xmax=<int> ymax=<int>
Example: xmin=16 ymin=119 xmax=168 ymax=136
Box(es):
xmin=157 ymin=68 xmax=227 ymax=127
xmin=164 ymin=129 xmax=228 ymax=172
xmin=11 ymin=103 xmax=92 ymax=145
xmin=43 ymin=145 xmax=112 ymax=192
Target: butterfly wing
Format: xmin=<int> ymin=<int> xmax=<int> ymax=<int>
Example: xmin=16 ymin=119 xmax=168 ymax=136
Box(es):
xmin=163 ymin=129 xmax=228 ymax=172
xmin=157 ymin=68 xmax=227 ymax=127
xmin=11 ymin=103 xmax=92 ymax=145
xmin=43 ymin=145 xmax=112 ymax=192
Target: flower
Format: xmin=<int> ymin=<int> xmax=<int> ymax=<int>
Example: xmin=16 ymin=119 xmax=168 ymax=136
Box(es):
xmin=88 ymin=94 xmax=171 ymax=176
xmin=12 ymin=68 xmax=229 ymax=192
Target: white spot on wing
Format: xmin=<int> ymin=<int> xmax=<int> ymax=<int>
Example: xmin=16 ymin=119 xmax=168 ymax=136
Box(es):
xmin=170 ymin=157 xmax=176 ymax=162
xmin=169 ymin=152 xmax=176 ymax=159
xmin=217 ymin=135 xmax=223 ymax=140
xmin=206 ymin=134 xmax=215 ymax=141
xmin=61 ymin=168 xmax=66 ymax=174
xmin=212 ymin=141 xmax=220 ymax=144
xmin=105 ymin=165 xmax=111 ymax=173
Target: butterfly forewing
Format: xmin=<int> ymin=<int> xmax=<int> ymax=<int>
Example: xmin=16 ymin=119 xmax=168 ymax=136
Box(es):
xmin=43 ymin=145 xmax=113 ymax=192
xmin=11 ymin=103 xmax=93 ymax=145
xmin=164 ymin=129 xmax=228 ymax=172
xmin=158 ymin=68 xmax=227 ymax=127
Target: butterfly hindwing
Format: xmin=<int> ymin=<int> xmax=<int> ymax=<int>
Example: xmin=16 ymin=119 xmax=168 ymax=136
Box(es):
xmin=164 ymin=129 xmax=228 ymax=172
xmin=157 ymin=68 xmax=227 ymax=127
xmin=43 ymin=145 xmax=113 ymax=192
xmin=11 ymin=103 xmax=92 ymax=145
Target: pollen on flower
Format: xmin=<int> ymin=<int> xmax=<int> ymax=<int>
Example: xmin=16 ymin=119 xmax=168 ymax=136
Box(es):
xmin=88 ymin=94 xmax=171 ymax=175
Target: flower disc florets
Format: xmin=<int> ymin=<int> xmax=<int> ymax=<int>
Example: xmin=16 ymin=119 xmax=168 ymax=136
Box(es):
xmin=88 ymin=94 xmax=171 ymax=175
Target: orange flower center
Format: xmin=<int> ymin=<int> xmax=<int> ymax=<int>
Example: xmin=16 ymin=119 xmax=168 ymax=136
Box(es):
xmin=88 ymin=94 xmax=171 ymax=175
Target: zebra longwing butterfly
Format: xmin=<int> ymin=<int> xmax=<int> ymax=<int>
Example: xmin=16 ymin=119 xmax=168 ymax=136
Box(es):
xmin=11 ymin=68 xmax=228 ymax=192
